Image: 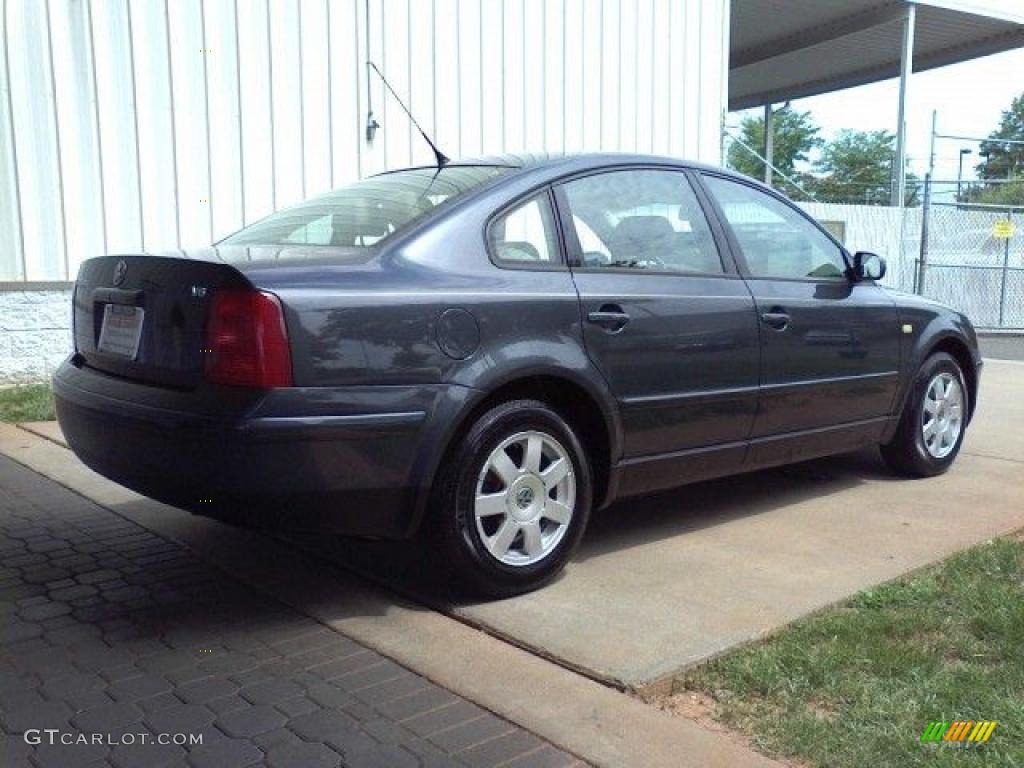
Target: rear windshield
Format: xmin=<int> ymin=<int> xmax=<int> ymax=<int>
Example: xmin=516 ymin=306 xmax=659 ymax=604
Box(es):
xmin=220 ymin=165 xmax=513 ymax=247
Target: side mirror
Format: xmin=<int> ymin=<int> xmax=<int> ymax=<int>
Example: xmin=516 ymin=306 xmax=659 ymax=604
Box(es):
xmin=852 ymin=251 xmax=886 ymax=281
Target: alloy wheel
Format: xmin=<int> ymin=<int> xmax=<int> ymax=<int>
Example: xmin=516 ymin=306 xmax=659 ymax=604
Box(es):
xmin=922 ymin=372 xmax=964 ymax=459
xmin=473 ymin=430 xmax=576 ymax=566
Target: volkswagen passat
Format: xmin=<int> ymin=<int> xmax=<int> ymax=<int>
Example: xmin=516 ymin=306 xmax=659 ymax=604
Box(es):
xmin=54 ymin=154 xmax=982 ymax=596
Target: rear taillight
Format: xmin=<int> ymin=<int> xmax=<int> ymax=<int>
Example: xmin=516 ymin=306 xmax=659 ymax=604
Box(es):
xmin=205 ymin=289 xmax=293 ymax=388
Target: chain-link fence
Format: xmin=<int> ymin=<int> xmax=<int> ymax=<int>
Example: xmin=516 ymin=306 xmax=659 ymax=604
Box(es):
xmin=906 ymin=179 xmax=1023 ymax=329
xmin=723 ymin=135 xmax=1021 ymax=327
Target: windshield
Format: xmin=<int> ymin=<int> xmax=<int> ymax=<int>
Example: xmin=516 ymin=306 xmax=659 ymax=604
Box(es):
xmin=220 ymin=165 xmax=513 ymax=247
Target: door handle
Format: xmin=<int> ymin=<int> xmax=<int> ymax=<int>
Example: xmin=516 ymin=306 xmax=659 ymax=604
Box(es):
xmin=760 ymin=309 xmax=790 ymax=331
xmin=587 ymin=304 xmax=630 ymax=333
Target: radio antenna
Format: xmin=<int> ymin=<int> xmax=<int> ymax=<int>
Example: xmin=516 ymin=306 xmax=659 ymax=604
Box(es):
xmin=367 ymin=61 xmax=450 ymax=168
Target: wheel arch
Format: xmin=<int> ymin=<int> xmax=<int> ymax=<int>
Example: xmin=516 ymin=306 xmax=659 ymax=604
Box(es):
xmin=925 ymin=335 xmax=979 ymax=424
xmin=408 ymin=370 xmax=622 ymax=536
xmin=883 ymin=321 xmax=980 ymax=447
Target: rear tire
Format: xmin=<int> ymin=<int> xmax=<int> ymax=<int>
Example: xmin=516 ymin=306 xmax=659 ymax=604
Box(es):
xmin=881 ymin=352 xmax=968 ymax=477
xmin=431 ymin=399 xmax=592 ymax=598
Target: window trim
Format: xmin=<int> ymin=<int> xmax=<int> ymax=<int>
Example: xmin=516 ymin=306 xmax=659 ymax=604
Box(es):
xmin=550 ymin=165 xmax=739 ymax=279
xmin=695 ymin=171 xmax=854 ymax=284
xmin=484 ymin=186 xmax=569 ymax=272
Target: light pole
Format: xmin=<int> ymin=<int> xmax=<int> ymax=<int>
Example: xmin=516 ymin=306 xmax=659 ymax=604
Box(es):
xmin=762 ymin=101 xmax=790 ymax=188
xmin=957 ymin=148 xmax=972 ymax=205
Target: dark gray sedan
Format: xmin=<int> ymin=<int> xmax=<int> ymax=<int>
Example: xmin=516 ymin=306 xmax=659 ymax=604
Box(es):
xmin=54 ymin=153 xmax=982 ymax=596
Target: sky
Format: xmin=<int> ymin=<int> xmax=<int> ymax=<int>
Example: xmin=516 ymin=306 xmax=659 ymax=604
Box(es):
xmin=726 ymin=2 xmax=1024 ymax=185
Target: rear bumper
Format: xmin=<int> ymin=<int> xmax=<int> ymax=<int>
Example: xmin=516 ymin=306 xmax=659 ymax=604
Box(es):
xmin=53 ymin=359 xmax=464 ymax=537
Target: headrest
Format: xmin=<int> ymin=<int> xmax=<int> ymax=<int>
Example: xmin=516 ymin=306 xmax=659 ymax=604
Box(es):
xmin=495 ymin=240 xmax=541 ymax=262
xmin=613 ymin=216 xmax=674 ymax=244
xmin=679 ymin=204 xmax=705 ymax=224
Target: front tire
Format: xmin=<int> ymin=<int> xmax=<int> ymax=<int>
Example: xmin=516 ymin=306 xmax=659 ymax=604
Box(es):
xmin=881 ymin=352 xmax=968 ymax=477
xmin=431 ymin=399 xmax=592 ymax=598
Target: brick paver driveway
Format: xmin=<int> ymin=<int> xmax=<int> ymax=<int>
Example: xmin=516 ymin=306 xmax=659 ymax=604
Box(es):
xmin=0 ymin=455 xmax=582 ymax=768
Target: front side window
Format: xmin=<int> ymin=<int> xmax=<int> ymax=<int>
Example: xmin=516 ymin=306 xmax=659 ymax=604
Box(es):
xmin=220 ymin=165 xmax=512 ymax=248
xmin=488 ymin=193 xmax=561 ymax=265
xmin=559 ymin=169 xmax=723 ymax=273
xmin=703 ymin=175 xmax=848 ymax=280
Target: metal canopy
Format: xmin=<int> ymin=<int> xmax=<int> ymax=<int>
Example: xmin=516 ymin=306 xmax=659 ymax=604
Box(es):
xmin=729 ymin=0 xmax=1024 ymax=112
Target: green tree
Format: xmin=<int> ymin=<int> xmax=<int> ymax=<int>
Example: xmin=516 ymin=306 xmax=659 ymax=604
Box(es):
xmin=966 ymin=179 xmax=1024 ymax=206
xmin=972 ymin=93 xmax=1024 ymax=206
xmin=726 ymin=108 xmax=822 ymax=183
xmin=809 ymin=129 xmax=918 ymax=206
xmin=978 ymin=93 xmax=1024 ymax=181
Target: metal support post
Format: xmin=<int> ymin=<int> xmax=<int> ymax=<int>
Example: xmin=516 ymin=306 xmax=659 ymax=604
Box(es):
xmin=892 ymin=2 xmax=915 ymax=206
xmin=999 ymin=209 xmax=1011 ymax=327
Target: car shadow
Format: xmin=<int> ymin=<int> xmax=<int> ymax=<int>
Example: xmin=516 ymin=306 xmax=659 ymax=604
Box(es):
xmin=576 ymin=447 xmax=897 ymax=562
xmin=279 ymin=446 xmax=905 ymax=608
xmin=108 ymin=495 xmax=415 ymax=624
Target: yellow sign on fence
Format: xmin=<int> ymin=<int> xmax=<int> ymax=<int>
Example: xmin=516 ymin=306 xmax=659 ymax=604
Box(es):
xmin=992 ymin=220 xmax=1015 ymax=239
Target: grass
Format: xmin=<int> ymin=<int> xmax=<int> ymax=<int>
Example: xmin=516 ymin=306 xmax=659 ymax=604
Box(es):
xmin=670 ymin=536 xmax=1024 ymax=768
xmin=0 ymin=383 xmax=55 ymax=422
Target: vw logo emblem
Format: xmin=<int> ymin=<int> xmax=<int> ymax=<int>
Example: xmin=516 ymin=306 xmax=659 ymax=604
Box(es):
xmin=516 ymin=487 xmax=534 ymax=509
xmin=112 ymin=259 xmax=128 ymax=286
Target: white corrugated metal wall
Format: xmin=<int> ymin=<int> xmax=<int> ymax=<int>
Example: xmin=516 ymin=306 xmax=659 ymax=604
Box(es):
xmin=0 ymin=0 xmax=729 ymax=282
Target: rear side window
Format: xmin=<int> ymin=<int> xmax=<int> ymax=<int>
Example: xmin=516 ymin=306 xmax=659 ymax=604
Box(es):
xmin=703 ymin=175 xmax=847 ymax=280
xmin=559 ymin=169 xmax=723 ymax=273
xmin=488 ymin=193 xmax=561 ymax=266
xmin=220 ymin=165 xmax=511 ymax=248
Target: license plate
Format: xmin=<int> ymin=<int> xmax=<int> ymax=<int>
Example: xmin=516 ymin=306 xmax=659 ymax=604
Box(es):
xmin=97 ymin=304 xmax=144 ymax=360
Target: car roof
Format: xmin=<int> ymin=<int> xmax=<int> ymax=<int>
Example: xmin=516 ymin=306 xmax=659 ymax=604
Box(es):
xmin=377 ymin=151 xmax=735 ymax=180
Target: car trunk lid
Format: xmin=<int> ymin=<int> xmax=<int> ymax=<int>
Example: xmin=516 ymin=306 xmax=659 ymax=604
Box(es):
xmin=73 ymin=253 xmax=251 ymax=389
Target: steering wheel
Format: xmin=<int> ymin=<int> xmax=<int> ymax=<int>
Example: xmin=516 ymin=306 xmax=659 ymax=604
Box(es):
xmin=582 ymin=251 xmax=612 ymax=267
